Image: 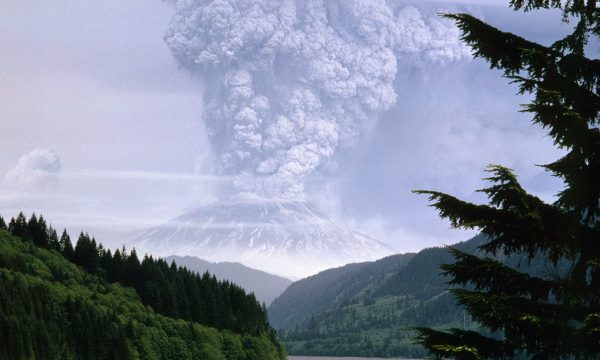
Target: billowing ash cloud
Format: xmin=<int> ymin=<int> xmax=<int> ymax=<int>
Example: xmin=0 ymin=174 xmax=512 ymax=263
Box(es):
xmin=4 ymin=148 xmax=61 ymax=192
xmin=165 ymin=0 xmax=469 ymax=198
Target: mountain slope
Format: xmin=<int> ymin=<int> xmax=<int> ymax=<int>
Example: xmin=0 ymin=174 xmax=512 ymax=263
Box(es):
xmin=164 ymin=255 xmax=292 ymax=305
xmin=268 ymin=252 xmax=415 ymax=330
xmin=269 ymin=235 xmax=566 ymax=358
xmin=0 ymin=229 xmax=285 ymax=360
xmin=131 ymin=197 xmax=394 ymax=278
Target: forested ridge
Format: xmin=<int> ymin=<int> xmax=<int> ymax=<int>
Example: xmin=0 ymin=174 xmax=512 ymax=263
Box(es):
xmin=270 ymin=237 xmax=482 ymax=358
xmin=271 ymin=235 xmax=568 ymax=358
xmin=0 ymin=212 xmax=285 ymax=360
xmin=162 ymin=255 xmax=292 ymax=306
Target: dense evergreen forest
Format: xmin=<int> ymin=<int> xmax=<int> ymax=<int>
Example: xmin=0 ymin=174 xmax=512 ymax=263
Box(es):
xmin=272 ymin=244 xmax=472 ymax=357
xmin=271 ymin=235 xmax=567 ymax=358
xmin=0 ymin=212 xmax=285 ymax=360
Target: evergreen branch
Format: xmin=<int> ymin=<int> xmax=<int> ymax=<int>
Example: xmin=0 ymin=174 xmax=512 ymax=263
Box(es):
xmin=451 ymin=289 xmax=581 ymax=356
xmin=510 ymin=0 xmax=563 ymax=12
xmin=445 ymin=13 xmax=600 ymax=92
xmin=415 ymin=165 xmax=592 ymax=263
xmin=415 ymin=3 xmax=600 ymax=359
xmin=442 ymin=248 xmax=555 ymax=301
xmin=413 ymin=327 xmax=510 ymax=359
xmin=442 ymin=13 xmax=548 ymax=75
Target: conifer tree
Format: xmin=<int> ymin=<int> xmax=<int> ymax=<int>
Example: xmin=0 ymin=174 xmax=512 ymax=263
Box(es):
xmin=47 ymin=226 xmax=60 ymax=252
xmin=9 ymin=212 xmax=31 ymax=242
xmin=74 ymin=232 xmax=99 ymax=273
xmin=0 ymin=215 xmax=6 ymax=231
xmin=29 ymin=214 xmax=49 ymax=248
xmin=27 ymin=213 xmax=39 ymax=240
xmin=59 ymin=229 xmax=74 ymax=261
xmin=414 ymin=1 xmax=600 ymax=359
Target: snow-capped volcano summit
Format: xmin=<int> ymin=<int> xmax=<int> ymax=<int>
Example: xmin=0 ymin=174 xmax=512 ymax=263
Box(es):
xmin=130 ymin=198 xmax=394 ymax=278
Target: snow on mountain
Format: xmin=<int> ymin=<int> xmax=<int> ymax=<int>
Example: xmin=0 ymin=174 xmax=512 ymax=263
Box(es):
xmin=129 ymin=197 xmax=394 ymax=278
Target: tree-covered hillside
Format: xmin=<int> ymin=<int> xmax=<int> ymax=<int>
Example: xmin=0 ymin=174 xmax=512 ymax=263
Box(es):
xmin=268 ymin=252 xmax=415 ymax=331
xmin=163 ymin=255 xmax=292 ymax=306
xmin=271 ymin=235 xmax=567 ymax=358
xmin=0 ymin=212 xmax=285 ymax=360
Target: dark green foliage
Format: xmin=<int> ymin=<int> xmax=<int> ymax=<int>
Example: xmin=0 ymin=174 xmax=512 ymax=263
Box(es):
xmin=73 ymin=232 xmax=100 ymax=274
xmin=28 ymin=213 xmax=50 ymax=249
xmin=7 ymin=212 xmax=52 ymax=249
xmin=59 ymin=229 xmax=74 ymax=261
xmin=95 ymin=246 xmax=271 ymax=335
xmin=3 ymin=212 xmax=274 ymax=335
xmin=413 ymin=327 xmax=508 ymax=360
xmin=0 ymin=215 xmax=6 ymax=231
xmin=271 ymin=239 xmax=473 ymax=358
xmin=280 ymin=230 xmax=590 ymax=355
xmin=0 ymin=211 xmax=284 ymax=357
xmin=48 ymin=226 xmax=60 ymax=252
xmin=374 ymin=238 xmax=483 ymax=300
xmin=273 ymin=235 xmax=555 ymax=358
xmin=0 ymin=229 xmax=286 ymax=360
xmin=8 ymin=212 xmax=31 ymax=242
xmin=164 ymin=255 xmax=292 ymax=305
xmin=414 ymin=1 xmax=600 ymax=358
xmin=269 ymin=252 xmax=415 ymax=330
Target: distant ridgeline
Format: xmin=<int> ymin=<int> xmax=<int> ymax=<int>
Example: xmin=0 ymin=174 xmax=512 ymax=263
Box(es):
xmin=269 ymin=235 xmax=569 ymax=358
xmin=0 ymin=212 xmax=285 ymax=360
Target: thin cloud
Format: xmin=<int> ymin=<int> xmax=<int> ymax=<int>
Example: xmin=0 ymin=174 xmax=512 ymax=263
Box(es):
xmin=61 ymin=169 xmax=235 ymax=182
xmin=0 ymin=193 xmax=63 ymax=202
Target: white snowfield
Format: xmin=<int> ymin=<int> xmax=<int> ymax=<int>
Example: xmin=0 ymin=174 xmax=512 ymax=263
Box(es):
xmin=131 ymin=198 xmax=393 ymax=278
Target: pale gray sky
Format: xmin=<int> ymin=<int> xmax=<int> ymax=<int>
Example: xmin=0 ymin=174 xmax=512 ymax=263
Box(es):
xmin=0 ymin=0 xmax=574 ymax=252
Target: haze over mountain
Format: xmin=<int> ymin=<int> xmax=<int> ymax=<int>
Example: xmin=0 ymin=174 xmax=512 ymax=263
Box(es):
xmin=1 ymin=1 xmax=568 ymax=255
xmin=268 ymin=251 xmax=416 ymax=331
xmin=131 ymin=197 xmax=394 ymax=279
xmin=164 ymin=255 xmax=292 ymax=305
xmin=268 ymin=235 xmax=570 ymax=357
xmin=267 ymin=236 xmax=484 ymax=357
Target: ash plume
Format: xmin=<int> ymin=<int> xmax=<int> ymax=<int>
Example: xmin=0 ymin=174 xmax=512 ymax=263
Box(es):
xmin=165 ymin=0 xmax=468 ymax=199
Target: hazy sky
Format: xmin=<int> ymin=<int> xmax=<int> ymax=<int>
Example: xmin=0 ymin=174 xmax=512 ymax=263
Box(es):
xmin=0 ymin=0 xmax=573 ymax=253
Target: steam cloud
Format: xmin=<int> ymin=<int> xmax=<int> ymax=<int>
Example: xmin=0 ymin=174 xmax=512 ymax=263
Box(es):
xmin=4 ymin=148 xmax=61 ymax=192
xmin=165 ymin=0 xmax=469 ymax=199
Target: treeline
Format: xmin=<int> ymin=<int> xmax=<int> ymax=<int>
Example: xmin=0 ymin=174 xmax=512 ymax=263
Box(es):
xmin=0 ymin=212 xmax=285 ymax=360
xmin=283 ymin=292 xmax=463 ymax=342
xmin=277 ymin=294 xmax=463 ymax=358
xmin=269 ymin=236 xmax=496 ymax=358
xmin=2 ymin=212 xmax=270 ymax=335
xmin=272 ymin=234 xmax=563 ymax=358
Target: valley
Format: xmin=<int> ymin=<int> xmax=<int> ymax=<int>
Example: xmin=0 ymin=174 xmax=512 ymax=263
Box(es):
xmin=2 ymin=0 xmax=596 ymax=358
xmin=268 ymin=234 xmax=567 ymax=358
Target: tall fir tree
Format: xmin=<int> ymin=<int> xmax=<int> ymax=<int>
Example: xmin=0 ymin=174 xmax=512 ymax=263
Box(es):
xmin=416 ymin=0 xmax=600 ymax=359
xmin=0 ymin=215 xmax=6 ymax=231
xmin=74 ymin=232 xmax=99 ymax=273
xmin=414 ymin=1 xmax=600 ymax=359
xmin=47 ymin=226 xmax=61 ymax=252
xmin=29 ymin=214 xmax=49 ymax=249
xmin=9 ymin=212 xmax=31 ymax=242
xmin=59 ymin=229 xmax=74 ymax=261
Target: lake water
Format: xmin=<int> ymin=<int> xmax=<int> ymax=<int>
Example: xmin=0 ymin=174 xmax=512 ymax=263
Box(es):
xmin=289 ymin=357 xmax=421 ymax=360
